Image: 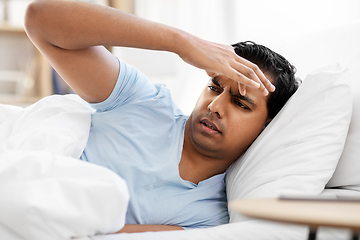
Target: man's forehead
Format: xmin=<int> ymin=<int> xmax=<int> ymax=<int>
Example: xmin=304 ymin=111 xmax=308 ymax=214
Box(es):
xmin=211 ymin=77 xmax=249 ymax=104
xmin=210 ymin=76 xmax=268 ymax=108
xmin=210 ymin=76 xmax=247 ymax=95
xmin=211 ymin=76 xmax=232 ymax=87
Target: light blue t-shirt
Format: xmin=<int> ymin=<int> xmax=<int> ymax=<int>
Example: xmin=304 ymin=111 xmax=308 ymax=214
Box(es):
xmin=81 ymin=59 xmax=229 ymax=229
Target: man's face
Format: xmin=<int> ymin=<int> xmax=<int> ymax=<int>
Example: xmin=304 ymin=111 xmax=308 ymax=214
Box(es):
xmin=186 ymin=75 xmax=270 ymax=163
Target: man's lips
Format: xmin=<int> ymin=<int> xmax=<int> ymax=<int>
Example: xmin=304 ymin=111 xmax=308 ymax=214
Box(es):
xmin=200 ymin=119 xmax=221 ymax=133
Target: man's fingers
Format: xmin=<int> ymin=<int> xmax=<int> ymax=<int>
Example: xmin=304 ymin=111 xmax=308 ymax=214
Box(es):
xmin=238 ymin=82 xmax=246 ymax=96
xmin=234 ymin=56 xmax=276 ymax=95
xmin=206 ymin=71 xmax=217 ymax=78
xmin=262 ymin=76 xmax=276 ymax=92
xmin=228 ymin=61 xmax=265 ymax=90
xmin=226 ymin=67 xmax=260 ymax=89
xmin=202 ymin=44 xmax=275 ymax=97
xmin=251 ymin=64 xmax=275 ymax=94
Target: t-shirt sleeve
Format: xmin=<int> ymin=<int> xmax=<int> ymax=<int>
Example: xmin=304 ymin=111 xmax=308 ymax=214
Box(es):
xmin=90 ymin=58 xmax=158 ymax=112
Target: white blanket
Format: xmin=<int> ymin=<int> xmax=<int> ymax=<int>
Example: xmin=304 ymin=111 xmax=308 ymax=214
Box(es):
xmin=0 ymin=95 xmax=130 ymax=240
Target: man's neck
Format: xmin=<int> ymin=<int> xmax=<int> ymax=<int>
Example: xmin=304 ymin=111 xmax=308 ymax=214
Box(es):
xmin=179 ymin=127 xmax=230 ymax=185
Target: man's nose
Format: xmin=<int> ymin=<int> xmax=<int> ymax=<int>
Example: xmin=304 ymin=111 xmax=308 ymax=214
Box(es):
xmin=208 ymin=93 xmax=227 ymax=118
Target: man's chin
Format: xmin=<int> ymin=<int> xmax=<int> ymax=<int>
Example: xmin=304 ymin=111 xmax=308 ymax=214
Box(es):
xmin=191 ymin=136 xmax=222 ymax=156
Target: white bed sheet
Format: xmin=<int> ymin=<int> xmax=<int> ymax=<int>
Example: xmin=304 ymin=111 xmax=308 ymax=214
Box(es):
xmin=88 ymin=188 xmax=360 ymax=240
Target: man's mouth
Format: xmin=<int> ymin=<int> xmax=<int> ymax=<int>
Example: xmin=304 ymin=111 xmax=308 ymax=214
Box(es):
xmin=200 ymin=119 xmax=221 ymax=133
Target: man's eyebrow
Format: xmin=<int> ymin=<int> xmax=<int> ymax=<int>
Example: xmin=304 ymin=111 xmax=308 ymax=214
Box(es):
xmin=211 ymin=77 xmax=221 ymax=87
xmin=212 ymin=77 xmax=257 ymax=108
xmin=233 ymin=93 xmax=257 ymax=108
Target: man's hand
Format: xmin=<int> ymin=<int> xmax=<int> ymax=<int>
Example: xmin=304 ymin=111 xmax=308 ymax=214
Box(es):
xmin=177 ymin=35 xmax=275 ymax=96
xmin=114 ymin=224 xmax=184 ymax=233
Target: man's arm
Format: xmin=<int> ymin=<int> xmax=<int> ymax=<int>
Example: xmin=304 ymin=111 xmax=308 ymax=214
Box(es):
xmin=115 ymin=224 xmax=183 ymax=233
xmin=25 ymin=0 xmax=274 ymax=103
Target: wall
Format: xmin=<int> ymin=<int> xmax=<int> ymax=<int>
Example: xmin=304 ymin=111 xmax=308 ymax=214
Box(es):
xmin=113 ymin=0 xmax=360 ymax=115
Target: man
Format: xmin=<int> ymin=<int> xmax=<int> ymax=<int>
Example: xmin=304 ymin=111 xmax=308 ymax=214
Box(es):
xmin=24 ymin=0 xmax=298 ymax=234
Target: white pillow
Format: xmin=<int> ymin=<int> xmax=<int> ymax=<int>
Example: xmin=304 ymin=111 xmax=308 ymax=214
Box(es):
xmin=273 ymin=20 xmax=360 ymax=191
xmin=226 ymin=64 xmax=352 ymax=223
xmin=327 ymin=85 xmax=360 ymax=190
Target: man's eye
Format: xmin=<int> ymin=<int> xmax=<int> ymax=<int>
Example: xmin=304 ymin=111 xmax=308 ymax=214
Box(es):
xmin=235 ymin=100 xmax=250 ymax=110
xmin=208 ymin=86 xmax=219 ymax=92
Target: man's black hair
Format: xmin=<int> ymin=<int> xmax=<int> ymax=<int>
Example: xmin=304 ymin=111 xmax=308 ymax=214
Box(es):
xmin=232 ymin=41 xmax=300 ymax=121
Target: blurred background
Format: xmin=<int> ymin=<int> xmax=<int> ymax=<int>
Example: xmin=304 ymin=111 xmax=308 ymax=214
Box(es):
xmin=0 ymin=0 xmax=359 ymax=114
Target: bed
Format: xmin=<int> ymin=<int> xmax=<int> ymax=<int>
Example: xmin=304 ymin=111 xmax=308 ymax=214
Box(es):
xmin=0 ymin=20 xmax=359 ymax=240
